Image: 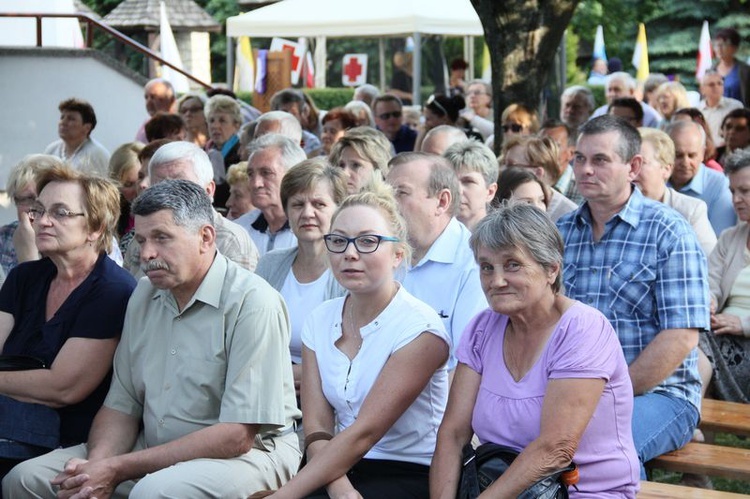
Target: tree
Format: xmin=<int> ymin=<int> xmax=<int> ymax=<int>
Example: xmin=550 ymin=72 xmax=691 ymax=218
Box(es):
xmin=471 ymin=0 xmax=580 ymax=151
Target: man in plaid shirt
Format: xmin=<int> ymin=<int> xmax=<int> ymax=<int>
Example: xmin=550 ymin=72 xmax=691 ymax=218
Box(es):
xmin=557 ymin=115 xmax=710 ymax=479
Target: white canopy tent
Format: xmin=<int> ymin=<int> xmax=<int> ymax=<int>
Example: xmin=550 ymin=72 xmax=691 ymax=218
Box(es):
xmin=226 ymin=0 xmax=484 ymax=104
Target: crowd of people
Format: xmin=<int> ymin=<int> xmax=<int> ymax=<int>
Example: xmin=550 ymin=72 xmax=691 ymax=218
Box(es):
xmin=0 ymin=27 xmax=749 ymax=498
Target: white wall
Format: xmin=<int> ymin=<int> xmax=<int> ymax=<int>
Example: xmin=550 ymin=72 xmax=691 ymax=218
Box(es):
xmin=0 ymin=48 xmax=148 ymax=190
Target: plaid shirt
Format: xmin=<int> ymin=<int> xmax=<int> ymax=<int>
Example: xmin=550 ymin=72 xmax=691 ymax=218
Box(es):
xmin=557 ymin=188 xmax=709 ymax=409
xmin=0 ymin=221 xmax=18 ymax=276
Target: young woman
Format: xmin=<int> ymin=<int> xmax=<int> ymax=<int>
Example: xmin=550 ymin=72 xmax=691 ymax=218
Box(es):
xmin=261 ymin=183 xmax=450 ymax=499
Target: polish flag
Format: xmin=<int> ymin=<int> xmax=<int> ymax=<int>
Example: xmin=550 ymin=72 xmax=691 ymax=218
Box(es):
xmin=696 ymin=21 xmax=713 ymax=80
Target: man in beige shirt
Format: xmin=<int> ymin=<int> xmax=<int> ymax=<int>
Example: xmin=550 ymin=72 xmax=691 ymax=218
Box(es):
xmin=123 ymin=141 xmax=259 ymax=276
xmin=4 ymin=180 xmax=301 ymax=498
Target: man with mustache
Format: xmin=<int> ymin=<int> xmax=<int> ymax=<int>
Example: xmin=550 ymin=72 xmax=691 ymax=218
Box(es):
xmin=3 ymin=179 xmax=301 ymax=498
xmin=122 ymin=141 xmax=259 ymax=276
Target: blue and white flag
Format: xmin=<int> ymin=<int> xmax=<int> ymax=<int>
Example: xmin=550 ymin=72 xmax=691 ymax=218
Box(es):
xmin=593 ymin=25 xmax=607 ymax=62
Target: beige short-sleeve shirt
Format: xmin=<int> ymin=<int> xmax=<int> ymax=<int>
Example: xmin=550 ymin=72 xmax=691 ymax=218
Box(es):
xmin=105 ymin=253 xmax=300 ymax=448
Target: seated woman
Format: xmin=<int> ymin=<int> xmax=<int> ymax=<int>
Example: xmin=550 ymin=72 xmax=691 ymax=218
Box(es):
xmin=493 ymin=167 xmax=550 ymax=212
xmin=458 ymin=80 xmax=494 ymax=141
xmin=262 ymin=184 xmax=451 ymax=498
xmin=316 ymin=108 xmax=357 ymax=157
xmin=108 ymin=142 xmax=144 ymax=253
xmin=205 ymin=94 xmax=243 ymax=210
xmin=177 ymin=93 xmax=209 ymax=148
xmin=256 ymin=159 xmax=348 ymax=394
xmin=329 ymin=127 xmax=393 ymax=194
xmin=0 ymin=165 xmax=135 ymax=475
xmin=700 ymin=148 xmax=750 ymax=403
xmin=443 ymin=140 xmax=498 ymax=230
xmin=430 ymin=203 xmax=639 ymax=498
xmin=225 ymin=162 xmax=255 ymax=221
xmin=654 ymin=81 xmax=691 ymax=124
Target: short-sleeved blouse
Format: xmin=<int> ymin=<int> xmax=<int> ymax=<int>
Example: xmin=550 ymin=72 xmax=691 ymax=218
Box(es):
xmin=0 ymin=254 xmax=136 ymax=445
xmin=457 ymin=302 xmax=639 ymax=498
xmin=302 ymin=285 xmax=450 ymax=466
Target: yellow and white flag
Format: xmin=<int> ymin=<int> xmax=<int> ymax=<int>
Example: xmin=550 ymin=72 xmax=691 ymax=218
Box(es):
xmin=631 ymin=23 xmax=649 ymax=82
xmin=234 ymin=36 xmax=255 ymax=93
xmin=482 ymin=41 xmax=491 ymax=82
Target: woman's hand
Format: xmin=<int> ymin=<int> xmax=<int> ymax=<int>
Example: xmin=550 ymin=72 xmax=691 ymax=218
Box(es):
xmin=711 ymin=313 xmax=743 ymax=335
xmin=326 ymin=477 xmax=363 ymax=499
xmin=13 ymin=211 xmax=39 ymax=263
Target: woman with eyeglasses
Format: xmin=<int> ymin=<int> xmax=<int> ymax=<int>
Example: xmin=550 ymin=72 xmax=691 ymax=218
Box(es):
xmin=256 ymin=182 xmax=450 ymax=499
xmin=177 ymin=93 xmax=208 ymax=148
xmin=0 ymin=165 xmax=135 ymax=478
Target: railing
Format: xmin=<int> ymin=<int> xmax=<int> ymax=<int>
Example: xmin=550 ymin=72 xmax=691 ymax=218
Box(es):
xmin=0 ymin=12 xmax=212 ymax=89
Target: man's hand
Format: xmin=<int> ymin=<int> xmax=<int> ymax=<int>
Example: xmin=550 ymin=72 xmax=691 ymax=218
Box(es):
xmin=52 ymin=458 xmax=119 ymax=499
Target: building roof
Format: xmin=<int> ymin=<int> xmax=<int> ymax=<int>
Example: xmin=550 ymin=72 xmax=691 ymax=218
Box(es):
xmin=102 ymin=0 xmax=220 ymax=32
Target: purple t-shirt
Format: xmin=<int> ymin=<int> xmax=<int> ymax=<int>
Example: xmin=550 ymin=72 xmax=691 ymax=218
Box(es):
xmin=457 ymin=301 xmax=639 ymax=498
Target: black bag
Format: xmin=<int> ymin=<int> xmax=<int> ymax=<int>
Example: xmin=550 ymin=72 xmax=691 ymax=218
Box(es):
xmin=458 ymin=443 xmax=577 ymax=499
xmin=0 ymin=355 xmax=46 ymax=371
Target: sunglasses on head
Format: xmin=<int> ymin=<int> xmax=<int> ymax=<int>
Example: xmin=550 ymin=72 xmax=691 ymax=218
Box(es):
xmin=502 ymin=123 xmax=524 ymax=133
xmin=378 ymin=111 xmax=402 ymax=120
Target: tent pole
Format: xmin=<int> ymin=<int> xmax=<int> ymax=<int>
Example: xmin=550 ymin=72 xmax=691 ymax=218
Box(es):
xmin=464 ymin=35 xmax=473 ymax=79
xmin=314 ymin=36 xmax=327 ymax=88
xmin=227 ymin=35 xmax=234 ymax=87
xmin=412 ymin=32 xmax=421 ymax=105
xmin=379 ymin=38 xmax=386 ymax=91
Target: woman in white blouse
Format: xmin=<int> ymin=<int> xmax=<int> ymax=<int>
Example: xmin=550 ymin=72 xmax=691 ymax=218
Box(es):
xmin=261 ymin=183 xmax=450 ymax=499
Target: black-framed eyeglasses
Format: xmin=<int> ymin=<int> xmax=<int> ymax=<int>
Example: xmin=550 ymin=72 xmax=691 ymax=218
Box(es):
xmin=27 ymin=206 xmax=85 ymax=223
xmin=378 ymin=111 xmax=402 ymax=120
xmin=502 ymin=123 xmax=524 ymax=133
xmin=425 ymin=94 xmax=448 ymax=116
xmin=323 ymin=234 xmax=400 ymax=254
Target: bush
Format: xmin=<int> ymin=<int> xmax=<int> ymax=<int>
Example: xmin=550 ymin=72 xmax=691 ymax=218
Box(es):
xmin=236 ymin=87 xmax=438 ymax=111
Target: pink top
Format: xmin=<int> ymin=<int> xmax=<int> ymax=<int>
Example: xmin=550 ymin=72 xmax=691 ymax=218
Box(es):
xmin=457 ymin=302 xmax=639 ymax=498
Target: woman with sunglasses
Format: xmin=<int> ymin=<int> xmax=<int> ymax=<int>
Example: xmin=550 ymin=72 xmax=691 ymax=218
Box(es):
xmin=257 ymin=182 xmax=450 ymax=499
xmin=0 ymin=165 xmax=135 ymax=478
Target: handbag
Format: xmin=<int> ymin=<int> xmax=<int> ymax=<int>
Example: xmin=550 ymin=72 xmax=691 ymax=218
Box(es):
xmin=458 ymin=443 xmax=578 ymax=499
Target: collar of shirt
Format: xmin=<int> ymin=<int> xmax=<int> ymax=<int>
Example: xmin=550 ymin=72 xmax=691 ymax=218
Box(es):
xmin=574 ymin=185 xmax=643 ymax=231
xmin=554 ymin=164 xmax=574 ymax=193
xmin=669 ymin=164 xmax=706 ymax=196
xmin=413 ymin=217 xmax=467 ymax=268
xmin=251 ymin=212 xmax=290 ymax=234
xmin=154 ymin=251 xmax=225 ymax=313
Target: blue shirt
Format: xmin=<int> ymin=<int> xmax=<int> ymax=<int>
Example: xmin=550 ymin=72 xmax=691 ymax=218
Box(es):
xmin=724 ymin=64 xmax=742 ymax=102
xmin=668 ymin=163 xmax=735 ymax=237
xmin=556 ymin=188 xmax=709 ymax=409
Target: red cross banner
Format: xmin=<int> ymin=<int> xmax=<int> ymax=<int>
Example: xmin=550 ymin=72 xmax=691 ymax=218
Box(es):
xmin=270 ymin=37 xmax=305 ymax=85
xmin=342 ymin=54 xmax=368 ymax=87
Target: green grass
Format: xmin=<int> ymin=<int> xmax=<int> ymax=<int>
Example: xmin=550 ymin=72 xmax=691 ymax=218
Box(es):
xmin=650 ymin=433 xmax=750 ymax=495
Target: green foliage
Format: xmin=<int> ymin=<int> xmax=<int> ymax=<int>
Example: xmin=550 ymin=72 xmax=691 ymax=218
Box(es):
xmin=305 ymin=88 xmax=355 ymax=109
xmin=566 ymin=30 xmax=587 ymax=85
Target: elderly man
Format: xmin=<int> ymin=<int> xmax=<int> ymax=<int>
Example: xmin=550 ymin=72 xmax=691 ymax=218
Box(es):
xmin=560 ymin=86 xmax=596 ymax=131
xmin=590 ymin=72 xmax=662 ymax=127
xmin=235 ymin=134 xmax=306 ymax=256
xmin=443 ymin=140 xmax=498 ymax=230
xmin=373 ymin=94 xmax=417 ymax=153
xmin=667 ymin=120 xmax=736 ymax=236
xmin=539 ymin=119 xmax=582 ymax=204
xmin=269 ymin=89 xmax=321 ymax=154
xmin=557 ymin=115 xmax=710 ymax=478
xmin=44 ymin=98 xmax=109 ymax=176
xmin=3 ymin=180 xmax=300 ymax=497
xmin=135 ymin=79 xmax=176 ymax=143
xmin=353 ymin=84 xmax=379 ymax=107
xmin=254 ymin=111 xmax=303 ymax=144
xmin=420 ymin=125 xmax=468 ymax=155
xmin=698 ymin=70 xmax=744 ymax=147
xmin=386 ymin=152 xmax=486 ymax=367
xmin=123 ymin=142 xmax=259 ymax=276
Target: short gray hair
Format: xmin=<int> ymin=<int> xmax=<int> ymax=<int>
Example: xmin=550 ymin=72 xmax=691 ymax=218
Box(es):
xmin=255 ymin=111 xmax=303 ymax=143
xmin=666 ymin=119 xmax=706 ymax=149
xmin=7 ymin=154 xmax=64 ymax=201
xmin=470 ymin=202 xmax=564 ymax=294
xmin=205 ymin=95 xmax=242 ymax=126
xmin=353 ymin=84 xmax=380 ymax=106
xmin=344 ymin=101 xmax=376 ymax=127
xmin=247 ymin=133 xmax=307 ymax=171
xmin=561 ymin=86 xmax=595 ymax=112
xmin=149 ymin=141 xmax=214 ymax=187
xmin=389 ymin=152 xmax=461 ymax=216
xmin=423 ymin=125 xmax=468 ymax=152
xmin=444 ymin=139 xmax=499 ymax=187
xmin=132 ymin=179 xmax=214 ymax=233
xmin=608 ymin=72 xmax=636 ymax=91
xmin=725 ymin=148 xmax=750 ymax=175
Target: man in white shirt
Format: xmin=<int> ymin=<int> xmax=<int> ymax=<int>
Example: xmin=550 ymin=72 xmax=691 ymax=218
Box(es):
xmin=698 ymin=70 xmax=744 ymax=147
xmin=590 ymin=72 xmax=662 ymax=128
xmin=386 ymin=153 xmax=487 ymax=368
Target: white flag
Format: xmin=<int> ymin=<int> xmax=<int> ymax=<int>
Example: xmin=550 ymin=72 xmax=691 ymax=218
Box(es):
xmin=160 ymin=1 xmax=189 ymax=93
xmin=696 ymin=21 xmax=713 ymax=80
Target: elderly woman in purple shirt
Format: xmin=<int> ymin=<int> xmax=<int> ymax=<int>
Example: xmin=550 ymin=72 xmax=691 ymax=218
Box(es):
xmin=430 ymin=203 xmax=639 ymax=498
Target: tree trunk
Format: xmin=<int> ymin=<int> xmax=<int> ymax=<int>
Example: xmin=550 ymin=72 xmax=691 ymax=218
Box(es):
xmin=471 ymin=0 xmax=580 ymax=152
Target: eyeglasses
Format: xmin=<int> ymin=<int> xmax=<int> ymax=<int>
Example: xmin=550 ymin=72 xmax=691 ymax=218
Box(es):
xmin=180 ymin=106 xmax=203 ymax=114
xmin=27 ymin=206 xmax=85 ymax=223
xmin=377 ymin=111 xmax=402 ymax=120
xmin=13 ymin=195 xmax=36 ymax=207
xmin=502 ymin=123 xmax=524 ymax=133
xmin=426 ymin=94 xmax=448 ymax=116
xmin=466 ymin=90 xmax=488 ymax=97
xmin=323 ymin=234 xmax=400 ymax=254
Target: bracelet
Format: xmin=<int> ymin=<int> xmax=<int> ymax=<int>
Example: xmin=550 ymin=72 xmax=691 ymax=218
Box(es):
xmin=304 ymin=431 xmax=333 ymax=452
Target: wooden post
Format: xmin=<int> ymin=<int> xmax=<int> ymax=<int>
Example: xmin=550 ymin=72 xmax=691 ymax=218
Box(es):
xmin=252 ymin=49 xmax=292 ymax=113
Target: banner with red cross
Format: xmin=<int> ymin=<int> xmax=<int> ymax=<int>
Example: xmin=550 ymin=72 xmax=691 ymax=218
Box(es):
xmin=270 ymin=37 xmax=305 ymax=85
xmin=342 ymin=54 xmax=368 ymax=87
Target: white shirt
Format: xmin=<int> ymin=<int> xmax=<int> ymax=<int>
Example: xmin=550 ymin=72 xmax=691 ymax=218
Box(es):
xmin=280 ymin=268 xmax=330 ymax=363
xmin=44 ymin=137 xmax=110 ymax=177
xmin=302 ymin=285 xmax=450 ymax=466
xmin=699 ymin=97 xmax=744 ymax=147
xmin=235 ymin=209 xmax=297 ymax=257
xmin=399 ymin=217 xmax=487 ymax=369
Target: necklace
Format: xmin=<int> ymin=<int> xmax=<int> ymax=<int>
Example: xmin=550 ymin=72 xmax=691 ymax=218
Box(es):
xmin=346 ymin=301 xmax=364 ymax=353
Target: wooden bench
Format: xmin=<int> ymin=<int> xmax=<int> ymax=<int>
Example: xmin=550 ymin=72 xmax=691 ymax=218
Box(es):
xmin=700 ymin=399 xmax=750 ymax=438
xmin=646 ymin=442 xmax=750 ymax=481
xmin=638 ymin=480 xmax=748 ymax=498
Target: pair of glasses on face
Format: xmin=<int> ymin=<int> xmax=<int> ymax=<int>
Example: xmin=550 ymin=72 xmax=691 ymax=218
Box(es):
xmin=502 ymin=123 xmax=524 ymax=133
xmin=426 ymin=95 xmax=448 ymax=116
xmin=180 ymin=106 xmax=203 ymax=114
xmin=378 ymin=111 xmax=402 ymax=120
xmin=27 ymin=206 xmax=85 ymax=223
xmin=323 ymin=234 xmax=399 ymax=254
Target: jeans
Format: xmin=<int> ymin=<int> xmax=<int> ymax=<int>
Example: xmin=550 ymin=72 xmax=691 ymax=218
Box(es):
xmin=632 ymin=392 xmax=699 ymax=479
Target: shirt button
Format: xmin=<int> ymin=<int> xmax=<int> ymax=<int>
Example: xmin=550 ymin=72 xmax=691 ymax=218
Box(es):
xmin=592 ymin=268 xmax=597 ymax=274
xmin=176 ymin=316 xmax=181 ymax=321
xmin=170 ymin=349 xmax=176 ymax=355
xmin=158 ymin=419 xmax=164 ymax=425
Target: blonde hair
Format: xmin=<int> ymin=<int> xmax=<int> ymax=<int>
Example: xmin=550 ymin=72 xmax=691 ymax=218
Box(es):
xmin=7 ymin=155 xmax=63 ymax=201
xmin=501 ymin=104 xmax=539 ymax=133
xmin=226 ymin=162 xmax=248 ymax=185
xmin=109 ymin=142 xmax=144 ymax=186
xmin=331 ymin=178 xmax=412 ymax=263
xmin=329 ymin=126 xmax=393 ymax=178
xmin=654 ymin=82 xmax=691 ymax=120
xmin=499 ymin=135 xmax=559 ymax=181
xmin=205 ymin=95 xmax=242 ymax=126
xmin=280 ymin=158 xmax=348 ymax=213
xmin=639 ymin=127 xmax=675 ymax=167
